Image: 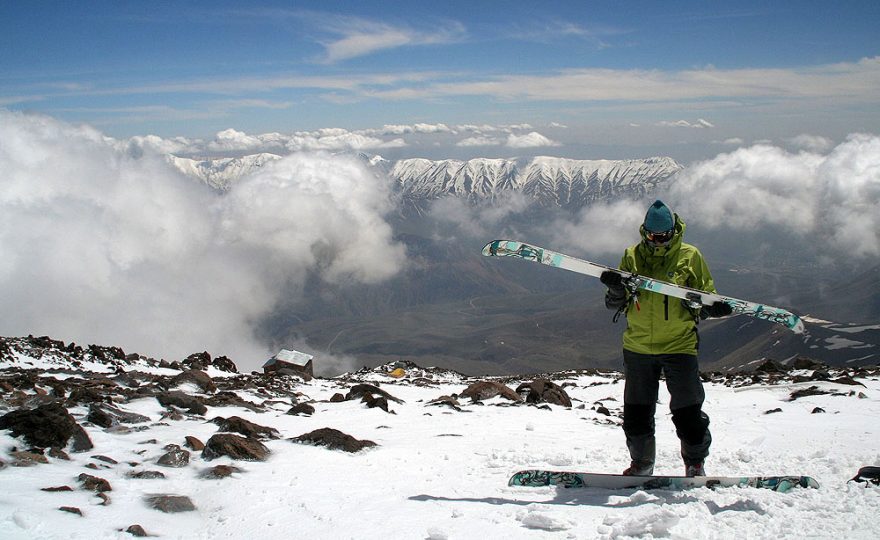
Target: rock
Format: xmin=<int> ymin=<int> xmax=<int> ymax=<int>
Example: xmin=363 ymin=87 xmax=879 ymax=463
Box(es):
xmin=212 ymin=416 xmax=280 ymax=440
xmin=516 ymin=380 xmax=572 ymax=407
xmin=156 ymin=391 xmax=207 ymax=415
xmin=47 ymin=448 xmax=70 ymax=460
xmin=145 ymin=494 xmax=196 ymax=513
xmin=170 ymin=370 xmax=216 ymax=393
xmin=59 ymin=506 xmax=83 ymax=516
xmin=87 ymin=403 xmax=150 ymax=428
xmin=78 ymin=473 xmax=112 ymax=492
xmin=345 ymin=384 xmax=404 ymax=404
xmin=157 ymin=446 xmax=190 ymax=468
xmin=789 ymin=386 xmax=830 ymax=401
xmin=329 ymin=393 xmax=346 ymax=403
xmin=427 ymin=396 xmax=462 ymax=411
xmin=91 ymin=455 xmax=118 ymax=465
xmin=202 ymin=433 xmax=270 ymax=461
xmin=791 ymin=356 xmax=827 ymax=370
xmin=212 ymin=355 xmax=238 ymax=373
xmin=184 ymin=435 xmax=205 ymax=451
xmin=0 ymin=402 xmax=93 ymax=451
xmin=764 ymin=408 xmax=783 ymax=414
xmin=754 ymin=359 xmax=787 ymax=373
xmin=287 ymin=403 xmax=315 ymax=416
xmin=42 ymin=485 xmax=74 ymax=492
xmin=204 ymin=392 xmax=262 ymax=412
xmin=125 ymin=524 xmax=148 ymax=537
xmin=460 ymin=381 xmax=522 ymax=403
xmin=595 ymin=406 xmax=611 ymax=416
xmin=812 ymin=407 xmax=826 ymax=414
xmin=200 ymin=464 xmax=243 ymax=479
xmin=10 ymin=450 xmax=49 ymax=466
xmin=128 ymin=470 xmax=166 ymax=479
xmin=291 ymin=428 xmax=377 ymax=453
xmin=361 ymin=394 xmax=390 ymax=412
xmin=182 ymin=351 xmax=211 ymax=371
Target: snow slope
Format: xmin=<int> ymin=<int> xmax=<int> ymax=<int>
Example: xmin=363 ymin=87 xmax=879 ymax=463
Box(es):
xmin=1 ymin=353 xmax=879 ymax=539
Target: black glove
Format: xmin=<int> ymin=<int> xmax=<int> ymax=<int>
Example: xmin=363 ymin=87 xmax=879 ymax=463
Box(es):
xmin=700 ymin=301 xmax=733 ymax=319
xmin=600 ymin=271 xmax=628 ymax=310
xmin=600 ymin=271 xmax=624 ymax=290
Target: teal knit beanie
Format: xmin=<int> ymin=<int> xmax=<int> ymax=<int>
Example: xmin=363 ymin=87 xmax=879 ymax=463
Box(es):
xmin=644 ymin=200 xmax=674 ymax=233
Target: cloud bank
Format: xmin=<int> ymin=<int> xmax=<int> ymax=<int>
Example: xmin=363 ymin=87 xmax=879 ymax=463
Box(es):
xmin=0 ymin=111 xmax=406 ymax=368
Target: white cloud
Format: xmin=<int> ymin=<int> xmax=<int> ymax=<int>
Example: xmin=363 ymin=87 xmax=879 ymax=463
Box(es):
xmin=505 ymin=131 xmax=561 ymax=148
xmin=317 ymin=16 xmax=466 ymax=63
xmin=788 ymin=134 xmax=835 ymax=153
xmin=0 ymin=111 xmax=406 ymax=368
xmin=669 ymin=135 xmax=880 ymax=257
xmin=456 ymin=136 xmax=502 ymax=147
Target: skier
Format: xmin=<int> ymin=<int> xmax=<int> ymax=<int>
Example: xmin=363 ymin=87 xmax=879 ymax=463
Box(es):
xmin=600 ymin=200 xmax=731 ymax=477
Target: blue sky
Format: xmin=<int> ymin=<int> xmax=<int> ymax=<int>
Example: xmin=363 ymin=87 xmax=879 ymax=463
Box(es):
xmin=2 ymin=0 xmax=879 ymax=161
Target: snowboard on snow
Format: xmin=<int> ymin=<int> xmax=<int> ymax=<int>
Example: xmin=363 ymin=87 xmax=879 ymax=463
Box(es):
xmin=482 ymin=239 xmax=805 ymax=334
xmin=508 ymin=470 xmax=819 ymax=493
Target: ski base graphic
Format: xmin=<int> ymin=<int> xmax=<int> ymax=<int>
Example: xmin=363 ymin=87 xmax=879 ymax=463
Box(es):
xmin=508 ymin=470 xmax=819 ymax=493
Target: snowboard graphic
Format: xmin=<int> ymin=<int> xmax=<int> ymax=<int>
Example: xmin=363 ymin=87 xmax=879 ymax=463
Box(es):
xmin=509 ymin=470 xmax=819 ymax=493
xmin=482 ymin=239 xmax=805 ymax=334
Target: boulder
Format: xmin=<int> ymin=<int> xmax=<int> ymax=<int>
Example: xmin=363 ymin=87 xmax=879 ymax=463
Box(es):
xmin=78 ymin=473 xmax=112 ymax=492
xmin=202 ymin=433 xmax=269 ymax=461
xmin=200 ymin=464 xmax=243 ymax=479
xmin=0 ymin=402 xmax=93 ymax=451
xmin=460 ymin=381 xmax=522 ymax=403
xmin=345 ymin=384 xmax=404 ymax=404
xmin=170 ymin=370 xmax=216 ymax=394
xmin=211 ymin=416 xmax=280 ymax=440
xmin=287 ymin=403 xmax=315 ymax=416
xmin=157 ymin=446 xmax=190 ymax=468
xmin=211 ymin=356 xmax=238 ymax=373
xmin=291 ymin=428 xmax=377 ymax=453
xmin=516 ymin=380 xmax=572 ymax=407
xmin=156 ymin=391 xmax=207 ymax=415
xmin=145 ymin=494 xmax=196 ymax=513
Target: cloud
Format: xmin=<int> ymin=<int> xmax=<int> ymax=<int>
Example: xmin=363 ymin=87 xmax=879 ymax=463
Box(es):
xmin=316 ymin=16 xmax=466 ymax=63
xmin=669 ymin=135 xmax=880 ymax=257
xmin=788 ymin=134 xmax=834 ymax=153
xmin=456 ymin=136 xmax=502 ymax=147
xmin=505 ymin=131 xmax=561 ymax=148
xmin=544 ymin=200 xmax=645 ymax=257
xmin=0 ymin=111 xmax=406 ymax=368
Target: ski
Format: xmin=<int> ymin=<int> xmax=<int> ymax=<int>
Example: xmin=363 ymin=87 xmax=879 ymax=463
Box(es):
xmin=482 ymin=239 xmax=805 ymax=334
xmin=509 ymin=470 xmax=819 ymax=493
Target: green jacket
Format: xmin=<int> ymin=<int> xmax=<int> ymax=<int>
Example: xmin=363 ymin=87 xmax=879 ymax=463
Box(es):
xmin=618 ymin=215 xmax=716 ymax=356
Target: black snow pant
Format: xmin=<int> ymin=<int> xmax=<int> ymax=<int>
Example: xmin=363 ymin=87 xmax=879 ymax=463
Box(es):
xmin=622 ymin=350 xmax=711 ymax=466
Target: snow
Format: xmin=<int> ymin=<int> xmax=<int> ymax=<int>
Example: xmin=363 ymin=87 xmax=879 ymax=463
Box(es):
xmin=1 ymin=360 xmax=879 ymax=539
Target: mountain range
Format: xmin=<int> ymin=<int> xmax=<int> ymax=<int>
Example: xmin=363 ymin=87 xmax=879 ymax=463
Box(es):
xmin=168 ymin=153 xmax=682 ymax=210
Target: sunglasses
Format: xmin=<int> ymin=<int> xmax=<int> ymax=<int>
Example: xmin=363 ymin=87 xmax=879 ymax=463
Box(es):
xmin=646 ymin=229 xmax=674 ymax=244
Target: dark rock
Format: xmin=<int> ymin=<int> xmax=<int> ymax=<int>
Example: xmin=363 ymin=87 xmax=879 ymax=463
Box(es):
xmin=291 ymin=427 xmax=377 ymax=453
xmin=427 ymin=396 xmax=462 ymax=411
xmin=145 ymin=494 xmax=196 ymax=513
xmin=792 ymin=356 xmax=827 ymax=370
xmin=88 ymin=403 xmax=150 ymax=428
xmin=157 ymin=446 xmax=190 ymax=468
xmin=128 ymin=470 xmax=166 ymax=479
xmin=345 ymin=384 xmax=404 ymax=404
xmin=754 ymin=359 xmax=787 ymax=373
xmin=78 ymin=473 xmax=112 ymax=492
xmin=0 ymin=402 xmax=93 ymax=451
xmin=595 ymin=406 xmax=611 ymax=416
xmin=170 ymin=370 xmax=216 ymax=394
xmin=184 ymin=435 xmax=205 ymax=451
xmin=182 ymin=351 xmax=211 ymax=371
xmin=361 ymin=393 xmax=390 ymax=412
xmin=831 ymin=376 xmax=865 ymax=387
xmin=516 ymin=380 xmax=572 ymax=407
xmin=329 ymin=393 xmax=346 ymax=403
xmin=812 ymin=407 xmax=826 ymax=414
xmin=460 ymin=381 xmax=522 ymax=403
xmin=203 ymin=391 xmax=262 ymax=412
xmin=212 ymin=356 xmax=238 ymax=373
xmin=789 ymin=386 xmax=831 ymax=401
xmin=287 ymin=403 xmax=315 ymax=416
xmin=202 ymin=433 xmax=270 ymax=461
xmin=91 ymin=455 xmax=119 ymax=465
xmin=42 ymin=485 xmax=74 ymax=492
xmin=59 ymin=506 xmax=83 ymax=516
xmin=156 ymin=391 xmax=207 ymax=415
xmin=125 ymin=524 xmax=148 ymax=537
xmin=200 ymin=464 xmax=243 ymax=479
xmin=764 ymin=408 xmax=783 ymax=414
xmin=211 ymin=416 xmax=280 ymax=440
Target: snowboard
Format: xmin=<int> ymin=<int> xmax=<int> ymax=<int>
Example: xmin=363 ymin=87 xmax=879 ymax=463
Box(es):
xmin=482 ymin=239 xmax=805 ymax=334
xmin=508 ymin=470 xmax=820 ymax=493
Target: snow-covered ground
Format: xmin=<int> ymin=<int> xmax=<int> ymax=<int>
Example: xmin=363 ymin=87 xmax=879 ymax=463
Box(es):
xmin=1 ymin=353 xmax=879 ymax=539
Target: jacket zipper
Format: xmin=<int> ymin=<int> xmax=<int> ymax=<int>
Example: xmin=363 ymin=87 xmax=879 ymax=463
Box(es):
xmin=664 ymin=295 xmax=669 ymax=321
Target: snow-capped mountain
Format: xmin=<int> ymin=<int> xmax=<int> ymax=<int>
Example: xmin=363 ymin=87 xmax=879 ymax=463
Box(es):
xmin=167 ymin=153 xmax=282 ymax=190
xmin=391 ymin=156 xmax=682 ymax=207
xmin=168 ymin=153 xmax=682 ymax=208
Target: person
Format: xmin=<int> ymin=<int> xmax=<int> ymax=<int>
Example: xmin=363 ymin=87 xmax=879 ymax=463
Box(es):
xmin=600 ymin=200 xmax=731 ymax=477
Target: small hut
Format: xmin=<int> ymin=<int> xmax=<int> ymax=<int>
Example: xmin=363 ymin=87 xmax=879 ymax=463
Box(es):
xmin=263 ymin=349 xmax=314 ymax=380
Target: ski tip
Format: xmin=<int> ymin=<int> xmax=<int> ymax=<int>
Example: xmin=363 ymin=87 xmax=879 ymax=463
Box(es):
xmin=481 ymin=239 xmax=512 ymax=256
